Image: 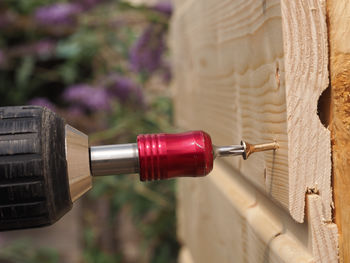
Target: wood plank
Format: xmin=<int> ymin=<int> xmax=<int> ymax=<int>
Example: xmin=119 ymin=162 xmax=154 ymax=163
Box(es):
xmin=171 ymin=0 xmax=332 ymax=223
xmin=326 ymin=0 xmax=350 ymax=261
xmin=306 ymin=194 xmax=338 ymax=263
xmin=281 ymin=0 xmax=332 ymax=223
xmin=171 ymin=0 xmax=339 ymax=261
xmin=171 ymin=0 xmax=289 ymax=212
xmin=178 ymin=247 xmax=194 ymax=263
xmin=177 ymin=161 xmax=315 ymax=263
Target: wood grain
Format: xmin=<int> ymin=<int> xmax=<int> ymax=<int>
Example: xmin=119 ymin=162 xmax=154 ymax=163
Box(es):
xmin=281 ymin=0 xmax=332 ymax=223
xmin=171 ymin=0 xmax=332 ymax=223
xmin=327 ymin=0 xmax=350 ymax=261
xmin=177 ymin=161 xmax=314 ymax=263
xmin=307 ymin=194 xmax=338 ymax=263
xmin=171 ymin=0 xmax=288 ymax=212
xmin=171 ymin=0 xmax=339 ymax=261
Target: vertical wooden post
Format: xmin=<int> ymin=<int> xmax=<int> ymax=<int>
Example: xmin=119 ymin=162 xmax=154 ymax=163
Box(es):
xmin=327 ymin=1 xmax=350 ymax=262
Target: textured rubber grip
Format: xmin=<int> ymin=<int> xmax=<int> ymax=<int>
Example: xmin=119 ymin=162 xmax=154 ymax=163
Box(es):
xmin=0 ymin=106 xmax=72 ymax=231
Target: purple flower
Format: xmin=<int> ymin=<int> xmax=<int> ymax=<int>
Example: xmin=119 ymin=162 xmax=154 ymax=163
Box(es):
xmin=105 ymin=75 xmax=144 ymax=105
xmin=28 ymin=97 xmax=57 ymax=111
xmin=63 ymin=84 xmax=110 ymax=111
xmin=35 ymin=0 xmax=107 ymax=26
xmin=129 ymin=24 xmax=165 ymax=74
xmin=35 ymin=3 xmax=82 ymax=25
xmin=153 ymin=2 xmax=173 ymax=16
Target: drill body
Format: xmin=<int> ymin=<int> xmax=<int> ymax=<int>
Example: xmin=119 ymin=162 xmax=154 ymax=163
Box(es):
xmin=0 ymin=106 xmax=212 ymax=231
xmin=0 ymin=106 xmax=277 ymax=231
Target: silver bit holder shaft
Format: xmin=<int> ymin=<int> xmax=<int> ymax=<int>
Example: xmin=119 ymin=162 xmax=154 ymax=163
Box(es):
xmin=214 ymin=141 xmax=279 ymax=160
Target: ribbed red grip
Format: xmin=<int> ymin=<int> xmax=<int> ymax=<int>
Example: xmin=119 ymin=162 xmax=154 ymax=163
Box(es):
xmin=137 ymin=131 xmax=213 ymax=181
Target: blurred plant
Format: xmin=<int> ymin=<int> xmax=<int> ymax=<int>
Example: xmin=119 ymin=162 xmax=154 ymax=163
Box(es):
xmin=63 ymin=84 xmax=111 ymax=111
xmin=35 ymin=3 xmax=82 ymax=25
xmin=0 ymin=0 xmax=177 ymax=262
xmin=0 ymin=239 xmax=59 ymax=263
xmin=129 ymin=23 xmax=166 ymax=76
xmin=28 ymin=96 xmax=57 ymax=110
xmin=0 ymin=50 xmax=6 ymax=67
xmin=104 ymin=74 xmax=144 ymax=106
xmin=153 ymin=2 xmax=173 ymax=16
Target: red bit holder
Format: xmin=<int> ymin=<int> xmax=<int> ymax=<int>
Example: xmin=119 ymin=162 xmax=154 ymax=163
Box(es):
xmin=137 ymin=131 xmax=213 ymax=181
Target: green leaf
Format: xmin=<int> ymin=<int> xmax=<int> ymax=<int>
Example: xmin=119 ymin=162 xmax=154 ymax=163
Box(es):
xmin=58 ymin=62 xmax=78 ymax=84
xmin=16 ymin=56 xmax=34 ymax=88
xmin=56 ymin=42 xmax=81 ymax=59
xmin=0 ymin=239 xmax=59 ymax=263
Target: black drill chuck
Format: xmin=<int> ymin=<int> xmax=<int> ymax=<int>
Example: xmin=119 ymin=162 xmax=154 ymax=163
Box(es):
xmin=0 ymin=106 xmax=72 ymax=231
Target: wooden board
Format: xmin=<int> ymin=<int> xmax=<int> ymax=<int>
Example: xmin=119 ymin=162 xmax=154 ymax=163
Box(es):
xmin=170 ymin=0 xmax=332 ymax=224
xmin=178 ymin=247 xmax=194 ymax=263
xmin=307 ymin=194 xmax=338 ymax=262
xmin=327 ymin=0 xmax=350 ymax=261
xmin=177 ymin=163 xmax=339 ymax=262
xmin=170 ymin=0 xmax=339 ymax=261
xmin=177 ymin=162 xmax=315 ymax=263
xmin=281 ymin=0 xmax=332 ymax=222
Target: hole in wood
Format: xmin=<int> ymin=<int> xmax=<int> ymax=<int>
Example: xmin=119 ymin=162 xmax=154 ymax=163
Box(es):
xmin=273 ymin=232 xmax=282 ymax=238
xmin=306 ymin=187 xmax=319 ymax=195
xmin=275 ymin=63 xmax=280 ymax=89
xmin=317 ymin=85 xmax=331 ymax=129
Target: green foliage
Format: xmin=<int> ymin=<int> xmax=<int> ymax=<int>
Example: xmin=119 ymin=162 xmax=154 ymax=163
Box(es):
xmin=56 ymin=31 xmax=99 ymax=84
xmin=87 ymin=94 xmax=177 ymax=263
xmin=0 ymin=1 xmax=177 ymax=262
xmin=3 ymin=0 xmax=59 ymax=15
xmin=17 ymin=56 xmax=35 ymax=88
xmin=0 ymin=240 xmax=59 ymax=263
xmin=83 ymin=227 xmax=122 ymax=263
xmin=88 ymin=176 xmax=178 ymax=263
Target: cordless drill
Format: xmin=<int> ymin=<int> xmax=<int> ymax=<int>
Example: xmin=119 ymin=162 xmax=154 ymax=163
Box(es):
xmin=0 ymin=106 xmax=278 ymax=231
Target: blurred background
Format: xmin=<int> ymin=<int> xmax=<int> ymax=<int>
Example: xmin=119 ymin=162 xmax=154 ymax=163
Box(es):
xmin=0 ymin=0 xmax=178 ymax=262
